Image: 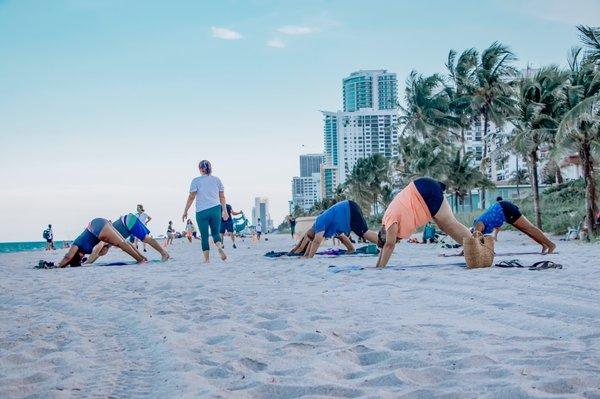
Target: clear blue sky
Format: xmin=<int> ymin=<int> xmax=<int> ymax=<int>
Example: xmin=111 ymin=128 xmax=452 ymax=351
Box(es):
xmin=0 ymin=0 xmax=597 ymax=241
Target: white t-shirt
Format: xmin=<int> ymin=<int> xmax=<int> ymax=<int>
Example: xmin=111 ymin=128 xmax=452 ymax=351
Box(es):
xmin=137 ymin=212 xmax=150 ymax=224
xmin=256 ymin=222 xmax=262 ymax=232
xmin=189 ymin=175 xmax=224 ymax=212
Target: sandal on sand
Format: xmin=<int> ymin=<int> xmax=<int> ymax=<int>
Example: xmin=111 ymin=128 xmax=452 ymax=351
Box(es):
xmin=495 ymin=259 xmax=524 ymax=268
xmin=528 ymin=261 xmax=563 ymax=271
xmin=36 ymin=260 xmax=56 ymax=269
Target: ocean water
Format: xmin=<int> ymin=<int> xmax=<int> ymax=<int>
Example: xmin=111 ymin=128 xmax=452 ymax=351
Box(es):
xmin=0 ymin=241 xmax=69 ymax=254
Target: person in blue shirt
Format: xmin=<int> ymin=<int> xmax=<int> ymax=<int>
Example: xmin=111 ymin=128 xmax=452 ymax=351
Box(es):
xmin=473 ymin=197 xmax=556 ymax=254
xmin=289 ymin=200 xmax=379 ymax=258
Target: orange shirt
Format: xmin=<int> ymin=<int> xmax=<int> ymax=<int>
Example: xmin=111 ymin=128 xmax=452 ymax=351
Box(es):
xmin=382 ymin=182 xmax=432 ymax=239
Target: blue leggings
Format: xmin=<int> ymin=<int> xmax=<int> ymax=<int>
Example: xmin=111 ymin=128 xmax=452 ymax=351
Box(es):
xmin=196 ymin=205 xmax=223 ymax=251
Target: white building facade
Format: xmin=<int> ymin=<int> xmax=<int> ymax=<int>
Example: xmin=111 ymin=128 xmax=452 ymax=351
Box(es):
xmin=321 ymin=70 xmax=399 ymax=198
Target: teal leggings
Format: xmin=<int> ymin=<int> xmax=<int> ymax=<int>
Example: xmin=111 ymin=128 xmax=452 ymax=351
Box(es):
xmin=196 ymin=205 xmax=222 ymax=251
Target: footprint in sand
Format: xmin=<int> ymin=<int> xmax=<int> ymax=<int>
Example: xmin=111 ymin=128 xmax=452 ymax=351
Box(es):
xmin=255 ymin=319 xmax=288 ymax=331
xmin=239 ymin=357 xmax=267 ymax=372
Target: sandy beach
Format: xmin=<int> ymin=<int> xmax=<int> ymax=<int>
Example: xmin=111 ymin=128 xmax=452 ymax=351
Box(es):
xmin=1 ymin=231 xmax=599 ymax=398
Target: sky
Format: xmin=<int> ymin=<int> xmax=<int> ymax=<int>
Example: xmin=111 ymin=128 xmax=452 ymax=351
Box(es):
xmin=0 ymin=0 xmax=598 ymax=242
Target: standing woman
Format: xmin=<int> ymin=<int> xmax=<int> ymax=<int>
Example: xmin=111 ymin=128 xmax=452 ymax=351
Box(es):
xmin=182 ymin=160 xmax=228 ymax=262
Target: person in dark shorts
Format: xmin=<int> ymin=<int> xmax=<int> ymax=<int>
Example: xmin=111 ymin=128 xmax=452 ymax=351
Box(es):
xmin=220 ymin=204 xmax=243 ymax=248
xmin=376 ymin=177 xmax=472 ymax=267
xmin=289 ymin=200 xmax=379 ymax=258
xmin=57 ymin=218 xmax=147 ymax=267
xmin=43 ymin=224 xmax=55 ymax=250
xmin=474 ymin=198 xmax=556 ymax=254
xmin=85 ymin=213 xmax=170 ymax=263
xmin=287 ymin=215 xmax=297 ymax=239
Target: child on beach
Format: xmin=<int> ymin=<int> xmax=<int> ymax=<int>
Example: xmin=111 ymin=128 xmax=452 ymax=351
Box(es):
xmin=376 ymin=177 xmax=472 ymax=268
xmin=165 ymin=221 xmax=175 ymax=247
xmin=255 ymin=218 xmax=262 ymax=241
xmin=57 ymin=218 xmax=146 ymax=267
xmin=289 ymin=200 xmax=379 ymax=258
xmin=185 ymin=219 xmax=196 ymax=243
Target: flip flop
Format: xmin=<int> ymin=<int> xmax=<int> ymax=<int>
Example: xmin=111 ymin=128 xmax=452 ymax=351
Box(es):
xmin=494 ymin=259 xmax=524 ymax=268
xmin=528 ymin=261 xmax=563 ymax=270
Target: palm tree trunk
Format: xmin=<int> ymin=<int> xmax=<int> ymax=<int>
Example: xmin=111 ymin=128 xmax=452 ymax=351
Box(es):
xmin=530 ymin=150 xmax=542 ymax=229
xmin=481 ymin=112 xmax=489 ymax=209
xmin=460 ymin=127 xmax=466 ymax=156
xmin=580 ymin=141 xmax=598 ymax=236
xmin=556 ymin=166 xmax=564 ymax=185
xmin=516 ymin=157 xmax=520 ymax=197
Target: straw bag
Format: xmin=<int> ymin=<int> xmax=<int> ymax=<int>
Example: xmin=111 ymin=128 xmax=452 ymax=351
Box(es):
xmin=463 ymin=232 xmax=495 ymax=269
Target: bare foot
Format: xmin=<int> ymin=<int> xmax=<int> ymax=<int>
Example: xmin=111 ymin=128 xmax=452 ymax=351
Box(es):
xmin=161 ymin=253 xmax=170 ymax=262
xmin=217 ymin=247 xmax=227 ymax=261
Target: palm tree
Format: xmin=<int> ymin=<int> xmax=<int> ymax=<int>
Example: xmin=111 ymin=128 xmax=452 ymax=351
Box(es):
xmin=509 ymin=168 xmax=529 ymax=197
xmin=508 ymin=68 xmax=568 ymax=228
xmin=556 ymin=47 xmax=600 ymax=235
xmin=395 ymin=135 xmax=448 ymax=182
xmin=400 ymin=71 xmax=459 ymax=141
xmin=471 ymin=42 xmax=518 ymax=208
xmin=446 ymin=48 xmax=478 ymax=154
xmin=577 ymin=25 xmax=600 ymax=65
xmin=345 ymin=154 xmax=392 ymax=216
xmin=444 ymin=150 xmax=493 ymax=212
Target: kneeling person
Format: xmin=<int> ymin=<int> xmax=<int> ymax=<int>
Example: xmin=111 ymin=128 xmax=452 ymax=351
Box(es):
xmin=292 ymin=200 xmax=378 ymax=258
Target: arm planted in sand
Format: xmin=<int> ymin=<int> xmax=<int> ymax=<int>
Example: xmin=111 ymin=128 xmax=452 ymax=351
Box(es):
xmin=376 ymin=223 xmax=398 ymax=268
xmin=85 ymin=242 xmax=109 ymax=264
xmin=305 ymin=232 xmax=324 ymax=258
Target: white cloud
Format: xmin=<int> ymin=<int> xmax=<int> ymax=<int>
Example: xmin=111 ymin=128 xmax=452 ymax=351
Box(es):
xmin=267 ymin=38 xmax=285 ymax=48
xmin=277 ymin=25 xmax=316 ymax=35
xmin=211 ymin=26 xmax=243 ymax=40
xmin=514 ymin=0 xmax=600 ymax=26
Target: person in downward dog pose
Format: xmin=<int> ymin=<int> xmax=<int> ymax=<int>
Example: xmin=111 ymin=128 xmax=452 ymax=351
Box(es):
xmin=84 ymin=213 xmax=170 ymax=264
xmin=289 ymin=200 xmax=379 ymax=258
xmin=58 ymin=218 xmax=146 ymax=267
xmin=182 ymin=160 xmax=228 ymax=263
xmin=473 ymin=197 xmax=556 ymax=254
xmin=376 ymin=177 xmax=472 ymax=268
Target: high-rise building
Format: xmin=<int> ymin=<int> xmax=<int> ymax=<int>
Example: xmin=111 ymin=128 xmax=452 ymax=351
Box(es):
xmin=292 ymin=172 xmax=322 ymax=212
xmin=299 ymin=154 xmax=324 ymax=177
xmin=290 ymin=153 xmax=324 ymax=213
xmin=252 ymin=197 xmax=272 ymax=232
xmin=322 ymin=70 xmax=399 ymax=197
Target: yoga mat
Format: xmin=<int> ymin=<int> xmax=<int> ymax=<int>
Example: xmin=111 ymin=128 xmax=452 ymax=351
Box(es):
xmin=328 ymin=262 xmax=467 ymax=273
xmin=440 ymin=251 xmax=558 ymax=257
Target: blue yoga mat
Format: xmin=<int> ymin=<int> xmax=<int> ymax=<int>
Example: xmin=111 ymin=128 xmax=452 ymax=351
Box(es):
xmin=96 ymin=259 xmax=164 ymax=267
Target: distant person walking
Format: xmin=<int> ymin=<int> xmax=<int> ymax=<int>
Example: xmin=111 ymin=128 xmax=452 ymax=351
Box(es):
xmin=43 ymin=224 xmax=55 ymax=250
xmin=220 ymin=204 xmax=243 ymax=249
xmin=165 ymin=221 xmax=175 ymax=247
xmin=185 ymin=219 xmax=197 ymax=243
xmin=182 ymin=160 xmax=228 ymax=263
xmin=287 ymin=215 xmax=296 ymax=239
xmin=256 ymin=218 xmax=262 ymax=240
xmin=134 ymin=204 xmax=152 ymax=252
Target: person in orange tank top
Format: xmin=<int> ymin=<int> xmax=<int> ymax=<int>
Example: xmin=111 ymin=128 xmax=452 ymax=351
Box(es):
xmin=376 ymin=177 xmax=471 ymax=267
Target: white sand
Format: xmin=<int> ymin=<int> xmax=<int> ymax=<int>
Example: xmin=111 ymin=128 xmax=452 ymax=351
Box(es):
xmin=1 ymin=232 xmax=599 ymax=398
